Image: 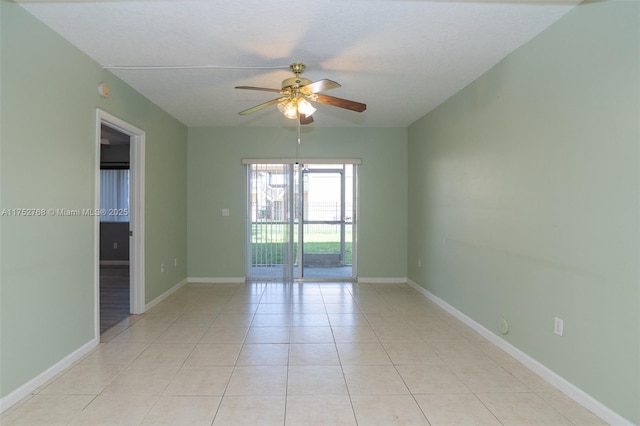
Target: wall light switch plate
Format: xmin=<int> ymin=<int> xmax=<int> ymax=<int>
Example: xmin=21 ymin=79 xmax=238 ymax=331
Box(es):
xmin=554 ymin=317 xmax=564 ymax=336
xmin=222 ymin=208 xmax=230 ymax=216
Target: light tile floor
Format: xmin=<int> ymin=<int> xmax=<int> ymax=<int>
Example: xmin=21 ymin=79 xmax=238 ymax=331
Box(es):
xmin=2 ymin=282 xmax=607 ymax=425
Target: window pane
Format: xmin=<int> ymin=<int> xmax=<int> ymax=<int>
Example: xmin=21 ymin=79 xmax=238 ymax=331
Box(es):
xmin=100 ymin=169 xmax=129 ymax=222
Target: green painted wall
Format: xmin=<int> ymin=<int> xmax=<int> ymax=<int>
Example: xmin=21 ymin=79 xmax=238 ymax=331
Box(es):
xmin=0 ymin=2 xmax=187 ymax=398
xmin=407 ymin=1 xmax=639 ymax=423
xmin=188 ymin=126 xmax=407 ymax=279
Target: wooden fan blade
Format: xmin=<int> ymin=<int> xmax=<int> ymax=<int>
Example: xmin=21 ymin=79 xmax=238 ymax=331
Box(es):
xmin=235 ymin=86 xmax=282 ymax=93
xmin=300 ymin=114 xmax=314 ymax=125
xmin=301 ymin=79 xmax=341 ymax=94
xmin=238 ymin=98 xmax=281 ymax=115
xmin=314 ymin=94 xmax=366 ymax=112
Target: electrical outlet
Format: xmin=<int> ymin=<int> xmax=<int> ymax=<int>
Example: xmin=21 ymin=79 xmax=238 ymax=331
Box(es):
xmin=418 ymin=258 xmax=421 ymax=268
xmin=174 ymin=258 xmax=178 ymax=267
xmin=160 ymin=263 xmax=165 ymax=273
xmin=554 ymin=317 xmax=564 ymax=336
xmin=113 ymin=242 xmax=118 ymax=249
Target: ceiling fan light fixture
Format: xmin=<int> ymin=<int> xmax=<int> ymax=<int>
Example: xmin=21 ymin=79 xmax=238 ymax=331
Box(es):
xmin=297 ymin=98 xmax=316 ymax=116
xmin=278 ymin=99 xmax=298 ymax=119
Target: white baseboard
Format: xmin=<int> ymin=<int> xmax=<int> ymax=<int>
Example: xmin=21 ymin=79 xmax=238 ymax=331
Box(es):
xmin=0 ymin=338 xmax=99 ymax=414
xmin=406 ymin=279 xmax=632 ymax=426
xmin=357 ymin=277 xmax=407 ymax=284
xmin=188 ymin=277 xmax=246 ymax=284
xmin=144 ymin=278 xmax=188 ymax=312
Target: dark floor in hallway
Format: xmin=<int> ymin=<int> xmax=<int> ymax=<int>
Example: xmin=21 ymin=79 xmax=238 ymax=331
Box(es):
xmin=100 ymin=265 xmax=129 ymax=333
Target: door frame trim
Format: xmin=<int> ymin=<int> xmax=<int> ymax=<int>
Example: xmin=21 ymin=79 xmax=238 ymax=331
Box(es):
xmin=95 ymin=109 xmax=146 ymax=339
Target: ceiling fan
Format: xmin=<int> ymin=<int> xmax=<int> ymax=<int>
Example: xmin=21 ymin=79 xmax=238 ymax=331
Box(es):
xmin=235 ymin=62 xmax=366 ymax=125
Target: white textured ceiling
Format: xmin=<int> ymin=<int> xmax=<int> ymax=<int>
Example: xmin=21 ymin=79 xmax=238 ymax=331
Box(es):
xmin=18 ymin=0 xmax=580 ymax=127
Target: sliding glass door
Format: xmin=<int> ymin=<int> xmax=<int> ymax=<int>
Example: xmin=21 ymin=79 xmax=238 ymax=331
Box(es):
xmin=247 ymin=161 xmax=357 ymax=281
xmin=300 ymin=164 xmax=354 ymax=279
xmin=247 ymin=163 xmax=294 ymax=281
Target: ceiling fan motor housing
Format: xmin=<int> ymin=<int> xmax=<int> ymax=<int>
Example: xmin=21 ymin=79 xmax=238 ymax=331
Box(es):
xmin=282 ymin=76 xmax=311 ymax=89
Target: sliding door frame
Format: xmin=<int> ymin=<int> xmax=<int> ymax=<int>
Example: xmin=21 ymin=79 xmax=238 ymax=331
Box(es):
xmin=244 ymin=158 xmax=360 ymax=282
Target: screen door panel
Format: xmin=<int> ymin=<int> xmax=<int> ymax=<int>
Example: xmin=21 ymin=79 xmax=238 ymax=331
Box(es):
xmin=300 ymin=166 xmax=352 ymax=279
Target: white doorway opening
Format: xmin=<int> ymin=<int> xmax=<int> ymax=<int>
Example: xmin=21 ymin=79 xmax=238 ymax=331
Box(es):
xmin=95 ymin=109 xmax=145 ymax=338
